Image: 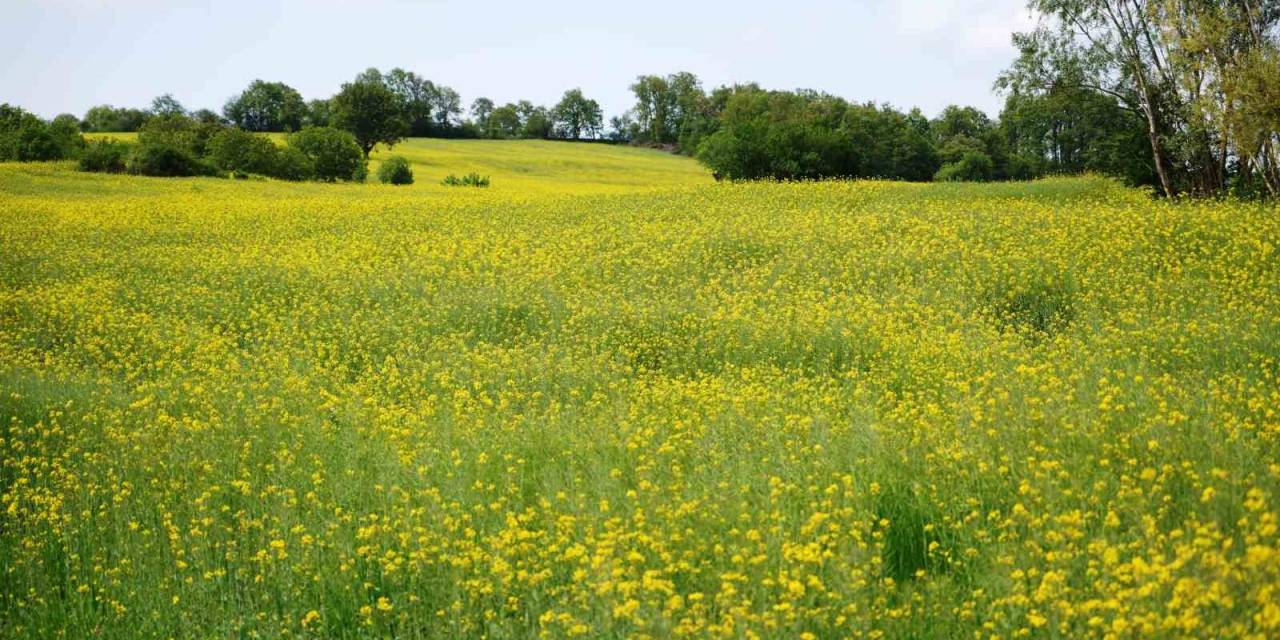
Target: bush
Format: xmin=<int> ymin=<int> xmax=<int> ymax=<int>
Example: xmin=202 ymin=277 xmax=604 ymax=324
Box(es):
xmin=207 ymin=128 xmax=279 ymax=176
xmin=49 ymin=114 xmax=86 ymax=159
xmin=79 ymin=140 xmax=131 ymax=173
xmin=127 ymin=143 xmax=216 ymax=177
xmin=288 ymin=126 xmax=364 ymax=182
xmin=273 ymin=147 xmax=315 ymax=182
xmin=137 ymin=114 xmax=225 ymax=156
xmin=441 ymin=172 xmax=490 ymax=187
xmin=934 ymin=151 xmax=995 ymax=182
xmin=377 ymin=156 xmax=414 ymax=185
xmin=0 ymin=104 xmax=70 ymax=161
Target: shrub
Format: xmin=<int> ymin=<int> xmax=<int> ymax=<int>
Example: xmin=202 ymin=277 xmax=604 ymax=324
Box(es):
xmin=441 ymin=172 xmax=490 ymax=187
xmin=137 ymin=114 xmax=225 ymax=156
xmin=377 ymin=156 xmax=414 ymax=185
xmin=207 ymin=128 xmax=279 ymax=176
xmin=288 ymin=126 xmax=364 ymax=182
xmin=79 ymin=140 xmax=131 ymax=173
xmin=49 ymin=114 xmax=86 ymax=159
xmin=127 ymin=143 xmax=216 ymax=177
xmin=934 ymin=151 xmax=995 ymax=182
xmin=0 ymin=104 xmax=67 ymax=161
xmin=272 ymin=147 xmax=314 ymax=182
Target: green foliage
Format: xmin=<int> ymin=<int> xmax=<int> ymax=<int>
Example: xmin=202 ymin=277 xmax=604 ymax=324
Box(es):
xmin=441 ymin=172 xmax=489 ymax=187
xmin=470 ymin=97 xmax=495 ymax=137
xmin=305 ymin=99 xmax=332 ymax=128
xmin=206 ymin=128 xmax=280 ymax=176
xmin=998 ymin=87 xmax=1154 ymax=186
xmin=488 ymin=104 xmax=522 ymax=138
xmin=149 ymin=94 xmax=186 ymax=118
xmin=331 ymin=77 xmax=408 ymax=157
xmin=935 ymin=151 xmax=995 ymax=182
xmin=223 ymin=80 xmax=307 ymax=132
xmin=82 ymin=105 xmax=148 ymax=132
xmin=288 ymin=126 xmax=365 ymax=182
xmin=0 ymin=104 xmax=79 ymax=162
xmin=272 ymin=147 xmax=315 ymax=182
xmin=695 ymin=88 xmax=939 ymax=181
xmin=376 ymin=155 xmax=414 ymax=185
xmin=519 ymin=102 xmax=554 ymax=139
xmin=629 ymin=72 xmax=712 ymax=151
xmin=78 ymin=140 xmax=131 ymax=173
xmin=126 ymin=142 xmax=216 ymax=177
xmin=137 ymin=113 xmax=225 ymax=156
xmin=551 ymin=88 xmax=603 ymax=140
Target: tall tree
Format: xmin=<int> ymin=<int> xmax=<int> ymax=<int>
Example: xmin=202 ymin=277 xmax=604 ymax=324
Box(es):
xmin=471 ymin=97 xmax=495 ymax=137
xmin=150 ymin=94 xmax=186 ymax=117
xmin=629 ymin=72 xmax=710 ymax=150
xmin=1002 ymin=0 xmax=1280 ymax=197
xmin=331 ymin=78 xmax=408 ymax=158
xmin=384 ymin=68 xmax=438 ymax=136
xmin=552 ymin=89 xmax=603 ymax=140
xmin=490 ymin=103 xmax=522 ymax=138
xmin=223 ymin=80 xmax=307 ymax=132
xmin=82 ymin=105 xmax=148 ymax=132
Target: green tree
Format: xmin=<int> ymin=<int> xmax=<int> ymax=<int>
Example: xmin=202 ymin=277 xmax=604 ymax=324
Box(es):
xmin=223 ymin=80 xmax=307 ymax=132
xmin=305 ymin=99 xmax=332 ymax=128
xmin=207 ymin=128 xmax=279 ymax=175
xmin=137 ymin=113 xmax=225 ymax=156
xmin=49 ymin=114 xmax=86 ymax=158
xmin=998 ymin=85 xmax=1154 ymax=186
xmin=82 ymin=105 xmax=147 ymax=132
xmin=383 ymin=68 xmax=437 ymax=136
xmin=489 ymin=104 xmax=522 ymax=138
xmin=150 ymin=94 xmax=186 ymax=117
xmin=331 ymin=78 xmax=408 ymax=158
xmin=471 ymin=98 xmax=495 ymax=137
xmin=629 ymin=72 xmax=710 ymax=150
xmin=288 ymin=126 xmax=364 ymax=181
xmin=551 ymin=89 xmax=603 ymax=140
xmin=1001 ymin=0 xmax=1280 ymax=197
xmin=0 ymin=104 xmax=61 ymax=161
xmin=518 ymin=102 xmax=553 ymax=139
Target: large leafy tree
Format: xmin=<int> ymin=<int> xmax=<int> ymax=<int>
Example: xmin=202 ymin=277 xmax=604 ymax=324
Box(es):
xmin=82 ymin=105 xmax=148 ymax=132
xmin=331 ymin=77 xmax=408 ymax=157
xmin=551 ymin=89 xmax=603 ymax=140
xmin=1001 ymin=0 xmax=1280 ymax=197
xmin=695 ymin=87 xmax=941 ymax=182
xmin=471 ymin=97 xmax=495 ymax=137
xmin=629 ymin=72 xmax=711 ymax=150
xmin=223 ymin=80 xmax=308 ymax=132
xmin=149 ymin=94 xmax=186 ymax=117
xmin=999 ymin=84 xmax=1154 ymax=185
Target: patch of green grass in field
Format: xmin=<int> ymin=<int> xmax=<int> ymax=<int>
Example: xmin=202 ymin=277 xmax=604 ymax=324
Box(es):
xmin=87 ymin=133 xmax=710 ymax=193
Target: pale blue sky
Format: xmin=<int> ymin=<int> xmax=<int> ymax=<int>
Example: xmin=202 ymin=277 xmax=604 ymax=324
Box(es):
xmin=2 ymin=0 xmax=1037 ymax=121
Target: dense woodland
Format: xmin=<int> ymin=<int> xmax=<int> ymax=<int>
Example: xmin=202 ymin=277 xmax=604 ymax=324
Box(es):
xmin=2 ymin=1 xmax=1278 ymax=196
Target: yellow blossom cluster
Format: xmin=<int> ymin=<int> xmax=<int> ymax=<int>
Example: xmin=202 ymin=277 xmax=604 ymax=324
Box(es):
xmin=2 ymin=165 xmax=1279 ymax=638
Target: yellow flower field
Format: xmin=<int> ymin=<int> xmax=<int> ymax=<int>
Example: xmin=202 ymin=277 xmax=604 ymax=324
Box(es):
xmin=2 ymin=159 xmax=1279 ymax=639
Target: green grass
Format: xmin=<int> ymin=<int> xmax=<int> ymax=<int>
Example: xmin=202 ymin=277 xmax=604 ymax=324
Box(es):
xmin=88 ymin=133 xmax=711 ymax=193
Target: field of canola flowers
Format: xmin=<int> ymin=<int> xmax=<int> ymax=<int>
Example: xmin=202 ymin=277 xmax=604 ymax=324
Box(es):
xmin=2 ymin=160 xmax=1280 ymax=639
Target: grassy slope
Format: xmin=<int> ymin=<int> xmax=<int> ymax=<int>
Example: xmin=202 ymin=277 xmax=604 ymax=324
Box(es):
xmin=88 ymin=133 xmax=711 ymax=194
xmin=2 ymin=161 xmax=1280 ymax=639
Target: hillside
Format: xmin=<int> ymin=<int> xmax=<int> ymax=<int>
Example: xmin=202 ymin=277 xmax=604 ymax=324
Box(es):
xmin=86 ymin=134 xmax=712 ymax=194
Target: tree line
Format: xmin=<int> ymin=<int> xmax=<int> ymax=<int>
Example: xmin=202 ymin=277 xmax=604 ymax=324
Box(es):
xmin=4 ymin=1 xmax=1277 ymax=196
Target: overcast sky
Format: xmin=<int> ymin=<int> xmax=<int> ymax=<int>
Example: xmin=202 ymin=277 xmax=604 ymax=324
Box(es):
xmin=2 ymin=0 xmax=1038 ymax=121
